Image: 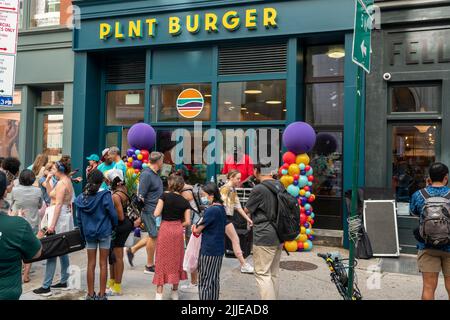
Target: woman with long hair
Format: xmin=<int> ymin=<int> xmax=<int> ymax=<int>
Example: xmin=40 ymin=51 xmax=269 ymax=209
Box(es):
xmin=106 ymin=169 xmax=135 ymax=296
xmin=153 ymin=174 xmax=191 ymax=300
xmin=30 ymin=154 xmax=49 ymax=187
xmin=192 ymin=182 xmax=227 ymax=300
xmin=33 ymin=157 xmax=74 ymax=297
xmin=220 ymin=170 xmax=254 ymax=273
xmin=75 ymin=169 xmax=118 ymax=300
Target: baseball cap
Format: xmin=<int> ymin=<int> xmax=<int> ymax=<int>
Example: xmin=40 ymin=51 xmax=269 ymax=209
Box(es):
xmin=102 ymin=148 xmax=110 ymax=157
xmin=105 ymin=169 xmax=124 ymax=183
xmin=86 ymin=154 xmax=100 ymax=162
xmin=0 ymin=171 xmax=7 ymax=199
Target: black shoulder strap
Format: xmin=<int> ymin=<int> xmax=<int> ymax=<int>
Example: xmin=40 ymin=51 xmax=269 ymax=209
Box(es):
xmin=420 ymin=189 xmax=431 ymax=200
xmin=113 ymin=190 xmax=131 ymax=205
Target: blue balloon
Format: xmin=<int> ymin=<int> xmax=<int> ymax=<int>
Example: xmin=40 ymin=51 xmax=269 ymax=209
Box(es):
xmin=299 ymin=163 xmax=306 ymax=170
xmin=305 ymin=204 xmax=311 ymax=211
xmin=281 ymin=169 xmax=288 ymax=175
xmin=135 ymin=149 xmax=141 ymax=155
xmin=309 ymin=235 xmax=315 ymax=241
xmin=298 ymin=176 xmax=308 ymax=188
xmin=300 ymin=170 xmax=306 ymax=175
xmin=311 ymin=213 xmax=315 ymax=219
xmin=305 ymin=192 xmax=311 ymax=198
xmin=306 ymin=229 xmax=311 ymax=235
xmin=305 ymin=240 xmax=313 ymax=251
xmin=127 ymin=148 xmax=136 ymax=157
xmin=293 ymin=180 xmax=298 ymax=186
xmin=306 ymin=210 xmax=311 ymax=216
xmin=308 ymin=181 xmax=313 ymax=187
xmin=306 ymin=169 xmax=314 ymax=176
xmin=287 ymin=185 xmax=300 ymax=197
xmin=304 ymin=223 xmax=309 ymax=228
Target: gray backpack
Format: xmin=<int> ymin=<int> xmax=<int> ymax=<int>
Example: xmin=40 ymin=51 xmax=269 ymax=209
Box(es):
xmin=420 ymin=190 xmax=450 ymax=247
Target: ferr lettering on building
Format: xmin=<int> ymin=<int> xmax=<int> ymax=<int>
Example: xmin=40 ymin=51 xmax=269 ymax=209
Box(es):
xmin=99 ymin=7 xmax=278 ymax=40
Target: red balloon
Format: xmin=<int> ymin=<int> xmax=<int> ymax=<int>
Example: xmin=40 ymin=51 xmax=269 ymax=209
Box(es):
xmin=308 ymin=196 xmax=315 ymax=203
xmin=282 ymin=152 xmax=297 ymax=165
xmin=127 ymin=162 xmax=132 ymax=168
xmin=300 ymin=207 xmax=306 ymax=213
xmin=308 ymin=175 xmax=314 ymax=182
xmin=293 ymin=174 xmax=299 ymax=181
xmin=310 ymin=219 xmax=315 ymax=225
xmin=140 ymin=149 xmax=150 ymax=160
xmin=134 ymin=169 xmax=140 ymax=174
xmin=300 ymin=214 xmax=307 ymax=224
xmin=305 ymin=165 xmax=311 ymax=171
xmin=297 ymin=241 xmax=304 ymax=250
xmin=282 ymin=163 xmax=289 ymax=170
xmin=304 ymin=186 xmax=310 ymax=192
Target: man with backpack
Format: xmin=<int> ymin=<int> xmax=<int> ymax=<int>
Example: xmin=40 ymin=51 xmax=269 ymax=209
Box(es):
xmin=410 ymin=162 xmax=450 ymax=300
xmin=245 ymin=163 xmax=286 ymax=300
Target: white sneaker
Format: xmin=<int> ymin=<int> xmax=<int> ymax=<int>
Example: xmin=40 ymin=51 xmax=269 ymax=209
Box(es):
xmin=240 ymin=263 xmax=254 ymax=274
xmin=155 ymin=293 xmax=163 ymax=300
xmin=171 ymin=290 xmax=179 ymax=300
xmin=180 ymin=283 xmax=199 ymax=293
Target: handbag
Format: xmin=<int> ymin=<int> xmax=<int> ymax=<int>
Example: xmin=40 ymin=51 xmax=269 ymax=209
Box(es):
xmin=355 ymin=226 xmax=373 ymax=259
xmin=23 ymin=228 xmax=85 ymax=263
xmin=183 ymin=233 xmax=202 ymax=273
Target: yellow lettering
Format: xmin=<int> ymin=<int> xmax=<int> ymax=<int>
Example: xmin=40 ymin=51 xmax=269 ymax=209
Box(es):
xmin=115 ymin=22 xmax=125 ymax=39
xmin=128 ymin=20 xmax=142 ymax=38
xmin=245 ymin=9 xmax=257 ymax=29
xmin=186 ymin=14 xmax=200 ymax=34
xmin=263 ymin=8 xmax=277 ymax=28
xmin=169 ymin=16 xmax=181 ymax=35
xmin=99 ymin=23 xmax=112 ymax=40
xmin=205 ymin=13 xmax=218 ymax=33
xmin=145 ymin=19 xmax=157 ymax=37
xmin=222 ymin=11 xmax=240 ymax=31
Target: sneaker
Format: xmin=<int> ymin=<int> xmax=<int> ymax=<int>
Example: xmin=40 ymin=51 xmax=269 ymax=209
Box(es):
xmin=106 ymin=279 xmax=115 ymax=289
xmin=144 ymin=265 xmax=155 ymax=274
xmin=107 ymin=283 xmax=122 ymax=296
xmin=155 ymin=293 xmax=163 ymax=300
xmin=240 ymin=263 xmax=254 ymax=274
xmin=170 ymin=290 xmax=179 ymax=300
xmin=85 ymin=293 xmax=96 ymax=300
xmin=51 ymin=282 xmax=70 ymax=291
xmin=96 ymin=294 xmax=108 ymax=301
xmin=126 ymin=248 xmax=134 ymax=267
xmin=33 ymin=287 xmax=53 ymax=297
xmin=179 ymin=283 xmax=199 ymax=294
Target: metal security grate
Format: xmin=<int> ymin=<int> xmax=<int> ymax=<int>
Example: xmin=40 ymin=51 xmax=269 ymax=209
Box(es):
xmin=105 ymin=53 xmax=146 ymax=84
xmin=219 ymin=42 xmax=287 ymax=75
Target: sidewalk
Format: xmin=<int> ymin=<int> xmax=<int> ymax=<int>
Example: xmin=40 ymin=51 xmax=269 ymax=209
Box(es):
xmin=20 ymin=245 xmax=449 ymax=300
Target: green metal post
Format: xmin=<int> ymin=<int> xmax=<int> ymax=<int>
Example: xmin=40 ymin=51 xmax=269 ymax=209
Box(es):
xmin=347 ymin=65 xmax=364 ymax=299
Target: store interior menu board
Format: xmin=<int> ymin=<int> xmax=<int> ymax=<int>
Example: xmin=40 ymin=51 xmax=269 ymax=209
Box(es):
xmin=363 ymin=200 xmax=400 ymax=257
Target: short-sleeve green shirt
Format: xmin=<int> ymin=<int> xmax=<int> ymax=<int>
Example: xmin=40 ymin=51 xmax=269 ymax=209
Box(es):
xmin=0 ymin=211 xmax=41 ymax=300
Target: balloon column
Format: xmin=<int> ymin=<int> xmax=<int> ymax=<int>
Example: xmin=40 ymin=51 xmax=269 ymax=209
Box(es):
xmin=280 ymin=122 xmax=317 ymax=253
xmin=125 ymin=123 xmax=156 ymax=193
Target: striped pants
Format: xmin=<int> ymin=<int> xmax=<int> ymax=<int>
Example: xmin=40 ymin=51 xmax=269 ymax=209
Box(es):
xmin=198 ymin=255 xmax=223 ymax=300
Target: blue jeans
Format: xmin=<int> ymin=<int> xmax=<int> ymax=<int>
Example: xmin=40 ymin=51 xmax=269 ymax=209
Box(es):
xmin=43 ymin=255 xmax=70 ymax=289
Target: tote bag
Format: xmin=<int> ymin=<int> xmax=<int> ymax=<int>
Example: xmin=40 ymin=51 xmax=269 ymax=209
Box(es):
xmin=183 ymin=234 xmax=202 ymax=273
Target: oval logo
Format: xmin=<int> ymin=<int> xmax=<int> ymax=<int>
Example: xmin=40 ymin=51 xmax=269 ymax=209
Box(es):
xmin=176 ymin=88 xmax=204 ymax=119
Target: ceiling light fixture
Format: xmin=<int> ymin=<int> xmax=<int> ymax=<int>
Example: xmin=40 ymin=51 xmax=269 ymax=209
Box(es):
xmin=327 ymin=47 xmax=345 ymax=59
xmin=266 ymin=100 xmax=282 ymax=105
xmin=244 ymin=90 xmax=262 ymax=94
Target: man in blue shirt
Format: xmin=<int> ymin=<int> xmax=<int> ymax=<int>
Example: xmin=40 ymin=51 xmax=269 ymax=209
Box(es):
xmin=410 ymin=162 xmax=450 ymax=300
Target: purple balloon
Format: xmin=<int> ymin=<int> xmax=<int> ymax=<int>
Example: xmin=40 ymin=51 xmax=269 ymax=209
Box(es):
xmin=127 ymin=148 xmax=136 ymax=157
xmin=132 ymin=160 xmax=142 ymax=170
xmin=282 ymin=122 xmax=316 ymax=154
xmin=132 ymin=154 xmax=137 ymax=160
xmin=127 ymin=123 xmax=156 ymax=150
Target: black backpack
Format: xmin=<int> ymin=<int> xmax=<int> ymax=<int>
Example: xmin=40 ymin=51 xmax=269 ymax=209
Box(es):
xmin=261 ymin=181 xmax=301 ymax=242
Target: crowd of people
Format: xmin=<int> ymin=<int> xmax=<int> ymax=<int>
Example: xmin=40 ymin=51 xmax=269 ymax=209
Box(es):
xmin=1 ymin=145 xmax=449 ymax=301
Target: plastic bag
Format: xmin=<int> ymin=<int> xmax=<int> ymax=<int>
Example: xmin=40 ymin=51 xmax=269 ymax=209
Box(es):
xmin=183 ymin=234 xmax=202 ymax=273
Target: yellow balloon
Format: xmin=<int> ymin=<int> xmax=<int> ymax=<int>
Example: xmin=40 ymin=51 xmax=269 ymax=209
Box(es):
xmin=296 ymin=154 xmax=310 ymax=165
xmin=280 ymin=175 xmax=293 ymax=188
xmin=137 ymin=154 xmax=143 ymax=160
xmin=301 ymin=227 xmax=306 ymax=234
xmin=303 ymin=241 xmax=310 ymax=250
xmin=288 ymin=163 xmax=300 ymax=176
xmin=299 ymin=234 xmax=308 ymax=242
xmin=299 ymin=189 xmax=306 ymax=196
xmin=284 ymin=240 xmax=298 ymax=252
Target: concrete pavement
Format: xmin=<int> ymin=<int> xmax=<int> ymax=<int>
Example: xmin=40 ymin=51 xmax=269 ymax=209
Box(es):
xmin=20 ymin=244 xmax=449 ymax=300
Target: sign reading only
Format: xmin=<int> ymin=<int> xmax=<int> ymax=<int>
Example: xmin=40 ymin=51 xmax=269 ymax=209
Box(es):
xmin=352 ymin=0 xmax=373 ymax=73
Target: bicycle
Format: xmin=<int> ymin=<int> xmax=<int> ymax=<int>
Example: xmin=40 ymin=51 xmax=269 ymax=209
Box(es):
xmin=318 ymin=252 xmax=362 ymax=300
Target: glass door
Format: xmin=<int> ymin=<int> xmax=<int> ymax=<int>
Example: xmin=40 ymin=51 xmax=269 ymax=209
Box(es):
xmin=36 ymin=110 xmax=64 ymax=162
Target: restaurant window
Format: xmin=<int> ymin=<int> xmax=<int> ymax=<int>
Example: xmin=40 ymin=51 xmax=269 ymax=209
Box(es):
xmin=392 ymin=125 xmax=439 ymax=204
xmin=39 ymin=90 xmax=64 ymax=106
xmin=106 ymin=90 xmax=145 ymax=126
xmin=151 ymin=84 xmax=211 ymax=122
xmin=306 ymin=83 xmax=344 ymax=126
xmin=218 ymin=80 xmax=286 ymax=122
xmin=0 ymin=113 xmax=20 ymax=158
xmin=390 ymin=84 xmax=441 ymax=113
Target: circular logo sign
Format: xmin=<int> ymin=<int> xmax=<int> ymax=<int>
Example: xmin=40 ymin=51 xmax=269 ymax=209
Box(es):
xmin=176 ymin=89 xmax=204 ymax=119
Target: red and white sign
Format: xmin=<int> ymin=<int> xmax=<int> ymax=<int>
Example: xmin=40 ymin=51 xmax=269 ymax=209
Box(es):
xmin=0 ymin=10 xmax=18 ymax=55
xmin=0 ymin=0 xmax=19 ymax=13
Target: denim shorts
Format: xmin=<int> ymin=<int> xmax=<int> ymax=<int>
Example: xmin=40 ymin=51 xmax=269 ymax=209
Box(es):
xmin=86 ymin=236 xmax=112 ymax=250
xmin=141 ymin=212 xmax=159 ymax=238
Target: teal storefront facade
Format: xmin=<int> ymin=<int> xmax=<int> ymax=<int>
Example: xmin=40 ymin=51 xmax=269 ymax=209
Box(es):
xmin=72 ymin=0 xmax=364 ymax=240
